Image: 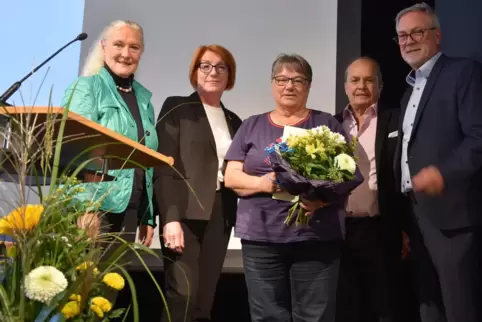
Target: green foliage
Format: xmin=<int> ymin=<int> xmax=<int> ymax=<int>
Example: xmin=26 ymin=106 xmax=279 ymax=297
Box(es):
xmin=0 ymin=84 xmax=167 ymax=321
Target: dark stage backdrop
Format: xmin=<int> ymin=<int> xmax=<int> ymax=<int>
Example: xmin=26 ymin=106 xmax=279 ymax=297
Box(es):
xmin=436 ymin=0 xmax=482 ymax=63
xmin=335 ymin=0 xmax=436 ymax=114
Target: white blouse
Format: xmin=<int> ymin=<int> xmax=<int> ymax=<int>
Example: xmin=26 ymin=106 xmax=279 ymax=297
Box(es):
xmin=203 ymin=104 xmax=232 ymax=190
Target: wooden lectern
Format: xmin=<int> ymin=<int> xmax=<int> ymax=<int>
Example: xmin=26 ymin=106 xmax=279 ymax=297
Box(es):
xmin=0 ymin=106 xmax=174 ymax=184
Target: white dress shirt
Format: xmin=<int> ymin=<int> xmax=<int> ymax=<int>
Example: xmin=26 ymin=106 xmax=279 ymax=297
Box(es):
xmin=401 ymin=52 xmax=442 ymax=192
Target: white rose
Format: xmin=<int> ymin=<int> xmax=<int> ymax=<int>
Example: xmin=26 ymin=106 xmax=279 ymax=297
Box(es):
xmin=334 ymin=153 xmax=356 ymax=174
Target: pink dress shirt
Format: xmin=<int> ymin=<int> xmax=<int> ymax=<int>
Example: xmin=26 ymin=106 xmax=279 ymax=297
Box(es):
xmin=342 ymin=104 xmax=379 ymax=217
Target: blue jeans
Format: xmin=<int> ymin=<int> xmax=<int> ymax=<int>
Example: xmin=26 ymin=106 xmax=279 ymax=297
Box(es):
xmin=242 ymin=239 xmax=341 ymax=322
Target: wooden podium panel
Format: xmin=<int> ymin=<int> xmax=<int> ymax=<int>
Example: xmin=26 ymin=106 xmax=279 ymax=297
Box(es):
xmin=0 ymin=106 xmax=173 ymax=171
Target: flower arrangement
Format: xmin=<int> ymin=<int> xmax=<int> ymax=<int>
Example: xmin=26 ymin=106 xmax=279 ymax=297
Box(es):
xmin=265 ymin=125 xmax=363 ymax=226
xmin=0 ymin=181 xmax=135 ymax=321
xmin=0 ymin=87 xmax=165 ymax=321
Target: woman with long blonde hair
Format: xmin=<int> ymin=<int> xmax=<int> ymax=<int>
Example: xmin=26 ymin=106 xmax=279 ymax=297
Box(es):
xmin=62 ymin=20 xmax=158 ymax=246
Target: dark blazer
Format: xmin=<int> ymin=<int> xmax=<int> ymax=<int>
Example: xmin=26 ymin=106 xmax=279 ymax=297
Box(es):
xmin=394 ymin=54 xmax=482 ymax=230
xmin=336 ymin=106 xmax=408 ymax=251
xmin=154 ymin=92 xmax=243 ymax=227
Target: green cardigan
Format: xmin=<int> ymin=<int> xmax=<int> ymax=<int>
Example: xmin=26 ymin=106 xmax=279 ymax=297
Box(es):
xmin=62 ymin=67 xmax=159 ymax=227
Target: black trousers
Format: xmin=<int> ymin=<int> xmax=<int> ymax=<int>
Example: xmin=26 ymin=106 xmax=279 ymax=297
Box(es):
xmin=102 ymin=172 xmax=144 ymax=242
xmin=161 ymin=191 xmax=231 ymax=322
xmin=100 ymin=187 xmax=141 ymax=322
xmin=336 ymin=216 xmax=400 ymax=322
xmin=407 ymin=201 xmax=482 ymax=322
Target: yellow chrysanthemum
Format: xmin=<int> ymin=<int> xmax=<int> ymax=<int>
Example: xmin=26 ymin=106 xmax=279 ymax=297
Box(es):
xmin=69 ymin=294 xmax=81 ymax=303
xmin=76 ymin=261 xmax=99 ymax=275
xmin=103 ymin=272 xmax=125 ymax=290
xmin=61 ymin=301 xmax=81 ymax=319
xmin=90 ymin=304 xmax=104 ymax=318
xmin=0 ymin=204 xmax=44 ymax=236
xmin=91 ymin=296 xmax=112 ymax=312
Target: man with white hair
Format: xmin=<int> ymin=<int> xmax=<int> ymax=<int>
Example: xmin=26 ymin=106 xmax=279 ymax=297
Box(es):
xmin=393 ymin=3 xmax=482 ymax=322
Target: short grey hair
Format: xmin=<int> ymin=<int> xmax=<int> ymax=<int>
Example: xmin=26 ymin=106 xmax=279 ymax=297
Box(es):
xmin=395 ymin=2 xmax=440 ymax=29
xmin=344 ymin=56 xmax=383 ymax=89
xmin=271 ymin=54 xmax=313 ymax=82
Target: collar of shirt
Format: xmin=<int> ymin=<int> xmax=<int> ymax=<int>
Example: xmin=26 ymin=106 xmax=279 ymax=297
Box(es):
xmin=342 ymin=103 xmax=378 ymax=121
xmin=406 ymin=52 xmax=442 ymax=86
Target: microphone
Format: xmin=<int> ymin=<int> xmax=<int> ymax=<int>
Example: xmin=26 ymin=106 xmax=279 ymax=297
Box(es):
xmin=0 ymin=32 xmax=88 ymax=105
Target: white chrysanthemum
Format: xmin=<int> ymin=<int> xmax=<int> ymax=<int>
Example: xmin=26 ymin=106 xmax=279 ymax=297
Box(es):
xmin=311 ymin=125 xmax=330 ymax=134
xmin=334 ymin=153 xmax=357 ymax=174
xmin=24 ymin=266 xmax=68 ymax=303
xmin=331 ymin=132 xmax=346 ymax=144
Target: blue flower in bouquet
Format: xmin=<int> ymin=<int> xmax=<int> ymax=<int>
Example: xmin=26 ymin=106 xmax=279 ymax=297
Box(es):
xmin=265 ymin=125 xmax=362 ymax=226
xmin=265 ymin=141 xmax=294 ymax=160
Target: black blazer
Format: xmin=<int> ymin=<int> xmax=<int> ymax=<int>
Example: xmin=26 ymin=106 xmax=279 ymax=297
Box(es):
xmin=394 ymin=54 xmax=482 ymax=230
xmin=154 ymin=92 xmax=243 ymax=227
xmin=336 ymin=107 xmax=408 ymax=250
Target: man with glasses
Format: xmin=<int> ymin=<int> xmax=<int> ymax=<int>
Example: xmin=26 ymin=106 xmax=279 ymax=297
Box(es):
xmin=393 ymin=3 xmax=482 ymax=322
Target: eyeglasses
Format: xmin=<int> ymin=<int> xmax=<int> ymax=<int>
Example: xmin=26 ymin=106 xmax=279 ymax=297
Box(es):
xmin=198 ymin=62 xmax=229 ymax=74
xmin=393 ymin=27 xmax=437 ymax=45
xmin=272 ymin=76 xmax=309 ymax=87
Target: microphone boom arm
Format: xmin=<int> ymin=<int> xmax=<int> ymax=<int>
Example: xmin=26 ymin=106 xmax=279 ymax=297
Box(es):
xmin=0 ymin=33 xmax=87 ymax=104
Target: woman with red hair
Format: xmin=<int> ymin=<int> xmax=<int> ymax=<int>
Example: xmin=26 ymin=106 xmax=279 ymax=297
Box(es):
xmin=154 ymin=44 xmax=242 ymax=322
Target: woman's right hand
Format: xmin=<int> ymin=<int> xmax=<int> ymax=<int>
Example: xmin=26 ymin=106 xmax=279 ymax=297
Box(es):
xmin=163 ymin=221 xmax=184 ymax=254
xmin=257 ymin=172 xmax=282 ymax=194
xmin=77 ymin=213 xmax=100 ymax=238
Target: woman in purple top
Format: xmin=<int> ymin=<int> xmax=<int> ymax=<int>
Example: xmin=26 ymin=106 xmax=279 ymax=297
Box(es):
xmin=224 ymin=54 xmax=348 ymax=322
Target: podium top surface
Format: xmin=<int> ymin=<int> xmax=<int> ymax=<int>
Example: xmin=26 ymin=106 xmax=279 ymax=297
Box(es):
xmin=0 ymin=106 xmax=174 ymax=169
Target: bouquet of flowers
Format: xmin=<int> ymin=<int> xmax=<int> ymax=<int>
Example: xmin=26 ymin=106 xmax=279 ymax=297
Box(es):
xmin=265 ymin=125 xmax=363 ymax=226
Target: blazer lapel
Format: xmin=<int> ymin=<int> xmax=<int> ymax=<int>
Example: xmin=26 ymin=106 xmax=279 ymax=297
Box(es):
xmin=132 ymin=81 xmax=152 ymax=113
xmin=99 ymin=68 xmax=132 ymax=117
xmin=394 ymin=91 xmax=411 ymax=185
xmin=189 ymin=92 xmax=216 ymax=153
xmin=375 ymin=108 xmax=390 ymax=176
xmin=410 ymin=55 xmax=446 ymax=140
xmin=221 ymin=103 xmax=236 ymax=138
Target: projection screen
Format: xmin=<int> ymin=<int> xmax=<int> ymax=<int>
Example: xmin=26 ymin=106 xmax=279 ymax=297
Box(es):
xmin=78 ymin=0 xmax=359 ymax=250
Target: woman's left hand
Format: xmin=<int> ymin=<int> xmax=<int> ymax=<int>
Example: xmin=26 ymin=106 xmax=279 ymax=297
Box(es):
xmin=300 ymin=198 xmax=329 ymax=216
xmin=138 ymin=224 xmax=154 ymax=247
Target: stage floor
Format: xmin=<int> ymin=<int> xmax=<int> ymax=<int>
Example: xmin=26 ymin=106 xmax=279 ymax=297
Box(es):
xmin=127 ymin=249 xmax=244 ymax=273
xmin=120 ymin=249 xmax=419 ymax=322
xmin=120 ymin=249 xmax=250 ymax=322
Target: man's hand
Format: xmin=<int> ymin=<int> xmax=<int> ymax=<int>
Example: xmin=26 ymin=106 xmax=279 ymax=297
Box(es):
xmin=300 ymin=198 xmax=329 ymax=216
xmin=163 ymin=221 xmax=184 ymax=254
xmin=138 ymin=224 xmax=154 ymax=247
xmin=412 ymin=166 xmax=444 ymax=196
